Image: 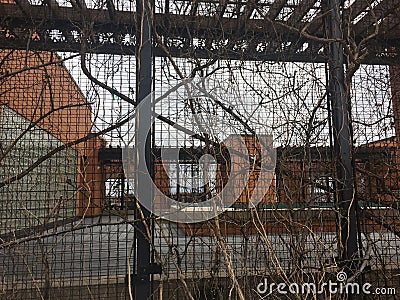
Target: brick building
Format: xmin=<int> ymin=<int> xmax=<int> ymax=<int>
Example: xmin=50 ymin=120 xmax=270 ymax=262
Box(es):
xmin=0 ymin=49 xmax=104 ymax=233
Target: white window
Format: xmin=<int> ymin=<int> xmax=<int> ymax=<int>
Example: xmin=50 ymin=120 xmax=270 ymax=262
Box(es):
xmin=311 ymin=176 xmax=334 ymax=203
xmin=167 ymin=161 xmax=217 ymax=196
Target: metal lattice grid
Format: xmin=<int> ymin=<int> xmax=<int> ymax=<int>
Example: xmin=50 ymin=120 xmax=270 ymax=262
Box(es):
xmin=1 ymin=0 xmax=400 ymax=299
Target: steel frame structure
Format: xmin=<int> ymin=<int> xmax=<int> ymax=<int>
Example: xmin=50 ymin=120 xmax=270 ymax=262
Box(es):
xmin=1 ymin=0 xmax=400 ymax=299
xmin=1 ymin=0 xmax=400 ymax=63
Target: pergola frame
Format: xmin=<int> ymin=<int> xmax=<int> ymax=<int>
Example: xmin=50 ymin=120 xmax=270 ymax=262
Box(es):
xmin=1 ymin=0 xmax=400 ymax=63
xmin=1 ymin=1 xmax=400 ymax=298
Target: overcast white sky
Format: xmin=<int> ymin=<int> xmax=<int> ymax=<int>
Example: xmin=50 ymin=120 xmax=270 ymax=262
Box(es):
xmin=61 ymin=53 xmax=393 ymax=149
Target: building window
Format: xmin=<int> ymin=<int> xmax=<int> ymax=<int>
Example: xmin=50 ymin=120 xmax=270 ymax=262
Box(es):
xmin=310 ymin=176 xmax=334 ymax=203
xmin=167 ymin=161 xmax=217 ymax=201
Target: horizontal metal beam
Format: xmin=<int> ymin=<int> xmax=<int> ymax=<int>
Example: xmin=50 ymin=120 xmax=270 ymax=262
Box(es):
xmin=0 ymin=3 xmax=301 ymax=38
xmin=97 ymin=145 xmax=392 ymax=165
xmin=3 ymin=35 xmax=397 ymax=64
xmin=0 ymin=3 xmax=399 ymax=64
xmin=2 ymin=2 xmax=399 ymax=40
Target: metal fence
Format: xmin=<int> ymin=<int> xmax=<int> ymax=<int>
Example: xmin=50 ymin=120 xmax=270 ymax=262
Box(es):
xmin=1 ymin=0 xmax=400 ymax=299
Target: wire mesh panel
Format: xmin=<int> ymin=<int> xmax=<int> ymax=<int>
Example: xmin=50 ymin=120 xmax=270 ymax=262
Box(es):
xmin=1 ymin=0 xmax=400 ymax=299
xmin=150 ymin=59 xmax=329 ymax=299
xmin=0 ymin=49 xmax=137 ymax=299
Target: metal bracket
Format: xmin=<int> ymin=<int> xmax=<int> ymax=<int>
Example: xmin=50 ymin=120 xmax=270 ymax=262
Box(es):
xmin=125 ymin=263 xmax=162 ymax=286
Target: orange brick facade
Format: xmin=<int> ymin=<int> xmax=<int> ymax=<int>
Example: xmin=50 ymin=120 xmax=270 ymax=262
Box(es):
xmin=2 ymin=48 xmax=400 ymax=229
xmin=0 ymin=50 xmax=104 ymax=217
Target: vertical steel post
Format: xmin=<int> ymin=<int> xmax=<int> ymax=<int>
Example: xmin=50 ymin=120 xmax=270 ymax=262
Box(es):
xmin=326 ymin=0 xmax=358 ymax=272
xmin=136 ymin=0 xmax=152 ymax=298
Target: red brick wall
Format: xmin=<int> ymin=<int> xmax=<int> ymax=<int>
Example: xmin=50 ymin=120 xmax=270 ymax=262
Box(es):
xmin=0 ymin=50 xmax=104 ymax=216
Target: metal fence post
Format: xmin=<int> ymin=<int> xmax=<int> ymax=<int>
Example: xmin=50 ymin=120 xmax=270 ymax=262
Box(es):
xmin=135 ymin=0 xmax=152 ymax=298
xmin=326 ymin=0 xmax=359 ymax=273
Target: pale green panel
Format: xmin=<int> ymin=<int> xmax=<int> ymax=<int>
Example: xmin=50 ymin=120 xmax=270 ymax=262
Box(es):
xmin=0 ymin=105 xmax=77 ymax=233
